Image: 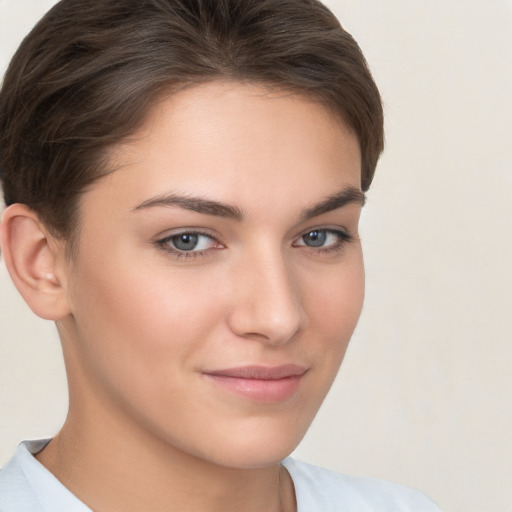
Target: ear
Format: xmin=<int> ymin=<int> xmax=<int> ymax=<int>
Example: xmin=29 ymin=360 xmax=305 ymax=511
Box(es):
xmin=0 ymin=204 xmax=71 ymax=320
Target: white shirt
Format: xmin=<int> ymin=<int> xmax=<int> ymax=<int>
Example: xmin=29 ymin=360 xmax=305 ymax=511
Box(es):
xmin=0 ymin=440 xmax=440 ymax=511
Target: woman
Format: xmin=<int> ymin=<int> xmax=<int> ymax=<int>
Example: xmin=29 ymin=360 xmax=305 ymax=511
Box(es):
xmin=0 ymin=0 xmax=440 ymax=510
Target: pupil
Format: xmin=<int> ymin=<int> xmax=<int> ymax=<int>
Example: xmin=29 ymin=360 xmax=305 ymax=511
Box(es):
xmin=173 ymin=234 xmax=198 ymax=251
xmin=304 ymin=230 xmax=326 ymax=247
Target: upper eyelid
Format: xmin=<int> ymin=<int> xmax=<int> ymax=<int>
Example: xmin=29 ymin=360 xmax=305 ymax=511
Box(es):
xmin=293 ymin=225 xmax=351 ymax=239
xmin=162 ymin=229 xmax=214 ymax=238
xmin=293 ymin=227 xmax=351 ymax=242
xmin=155 ymin=227 xmax=220 ymax=242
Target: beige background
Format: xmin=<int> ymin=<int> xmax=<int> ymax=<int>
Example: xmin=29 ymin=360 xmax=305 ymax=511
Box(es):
xmin=1 ymin=1 xmax=511 ymax=511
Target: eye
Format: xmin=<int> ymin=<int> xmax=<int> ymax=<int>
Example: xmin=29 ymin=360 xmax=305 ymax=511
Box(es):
xmin=156 ymin=231 xmax=220 ymax=257
xmin=170 ymin=233 xmax=210 ymax=251
xmin=300 ymin=230 xmax=329 ymax=247
xmin=293 ymin=228 xmax=352 ymax=251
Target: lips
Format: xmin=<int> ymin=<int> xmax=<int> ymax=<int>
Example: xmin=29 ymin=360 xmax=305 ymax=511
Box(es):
xmin=203 ymin=364 xmax=307 ymax=402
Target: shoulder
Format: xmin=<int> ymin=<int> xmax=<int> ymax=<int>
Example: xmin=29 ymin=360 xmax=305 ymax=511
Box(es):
xmin=0 ymin=440 xmax=90 ymax=512
xmin=282 ymin=458 xmax=441 ymax=512
xmin=0 ymin=440 xmax=47 ymax=511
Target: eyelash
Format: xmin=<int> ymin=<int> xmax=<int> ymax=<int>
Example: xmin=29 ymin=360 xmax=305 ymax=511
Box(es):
xmin=155 ymin=228 xmax=354 ymax=260
xmin=155 ymin=231 xmax=221 ymax=260
xmin=293 ymin=229 xmax=354 ymax=255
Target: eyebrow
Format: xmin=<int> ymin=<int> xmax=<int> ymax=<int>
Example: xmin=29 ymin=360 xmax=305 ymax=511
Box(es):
xmin=132 ymin=186 xmax=365 ymax=221
xmin=132 ymin=193 xmax=244 ymax=220
xmin=299 ymin=186 xmax=366 ymax=221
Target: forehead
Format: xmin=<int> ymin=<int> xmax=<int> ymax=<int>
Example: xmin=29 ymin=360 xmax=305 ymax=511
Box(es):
xmin=86 ymin=81 xmax=362 ymax=221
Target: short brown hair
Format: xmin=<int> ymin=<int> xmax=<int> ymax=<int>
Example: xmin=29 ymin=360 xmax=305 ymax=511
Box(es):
xmin=0 ymin=0 xmax=383 ymax=241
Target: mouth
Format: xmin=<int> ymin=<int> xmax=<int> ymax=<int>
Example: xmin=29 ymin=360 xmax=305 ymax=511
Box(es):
xmin=202 ymin=364 xmax=308 ymax=402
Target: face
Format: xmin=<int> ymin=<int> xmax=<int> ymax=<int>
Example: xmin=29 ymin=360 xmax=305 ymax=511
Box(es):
xmin=59 ymin=82 xmax=365 ymax=469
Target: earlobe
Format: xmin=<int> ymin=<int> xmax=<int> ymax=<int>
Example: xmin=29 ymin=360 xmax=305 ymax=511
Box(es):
xmin=0 ymin=204 xmax=71 ymax=320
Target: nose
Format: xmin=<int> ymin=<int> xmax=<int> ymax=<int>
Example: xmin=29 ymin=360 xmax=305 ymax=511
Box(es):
xmin=226 ymin=248 xmax=307 ymax=345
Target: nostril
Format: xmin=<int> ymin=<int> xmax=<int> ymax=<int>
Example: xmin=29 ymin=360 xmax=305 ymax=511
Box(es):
xmin=227 ymin=293 xmax=305 ymax=345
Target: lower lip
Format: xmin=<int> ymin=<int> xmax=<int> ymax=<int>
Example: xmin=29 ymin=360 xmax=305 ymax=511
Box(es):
xmin=204 ymin=374 xmax=303 ymax=402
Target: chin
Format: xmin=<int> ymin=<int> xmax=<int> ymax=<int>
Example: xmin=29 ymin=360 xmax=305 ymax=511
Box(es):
xmin=195 ymin=418 xmax=309 ymax=470
xmin=209 ymin=444 xmax=298 ymax=470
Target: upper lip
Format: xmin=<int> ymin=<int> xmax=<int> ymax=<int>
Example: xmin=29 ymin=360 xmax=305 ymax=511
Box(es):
xmin=204 ymin=364 xmax=308 ymax=380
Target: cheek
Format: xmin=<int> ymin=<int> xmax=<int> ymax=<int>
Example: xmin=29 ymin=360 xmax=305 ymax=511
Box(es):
xmin=306 ymin=253 xmax=364 ymax=331
xmin=300 ymin=250 xmax=365 ymax=369
xmin=66 ymin=254 xmax=227 ymax=393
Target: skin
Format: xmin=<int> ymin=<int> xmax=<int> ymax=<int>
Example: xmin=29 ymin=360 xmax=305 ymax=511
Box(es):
xmin=2 ymin=82 xmax=364 ymax=512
